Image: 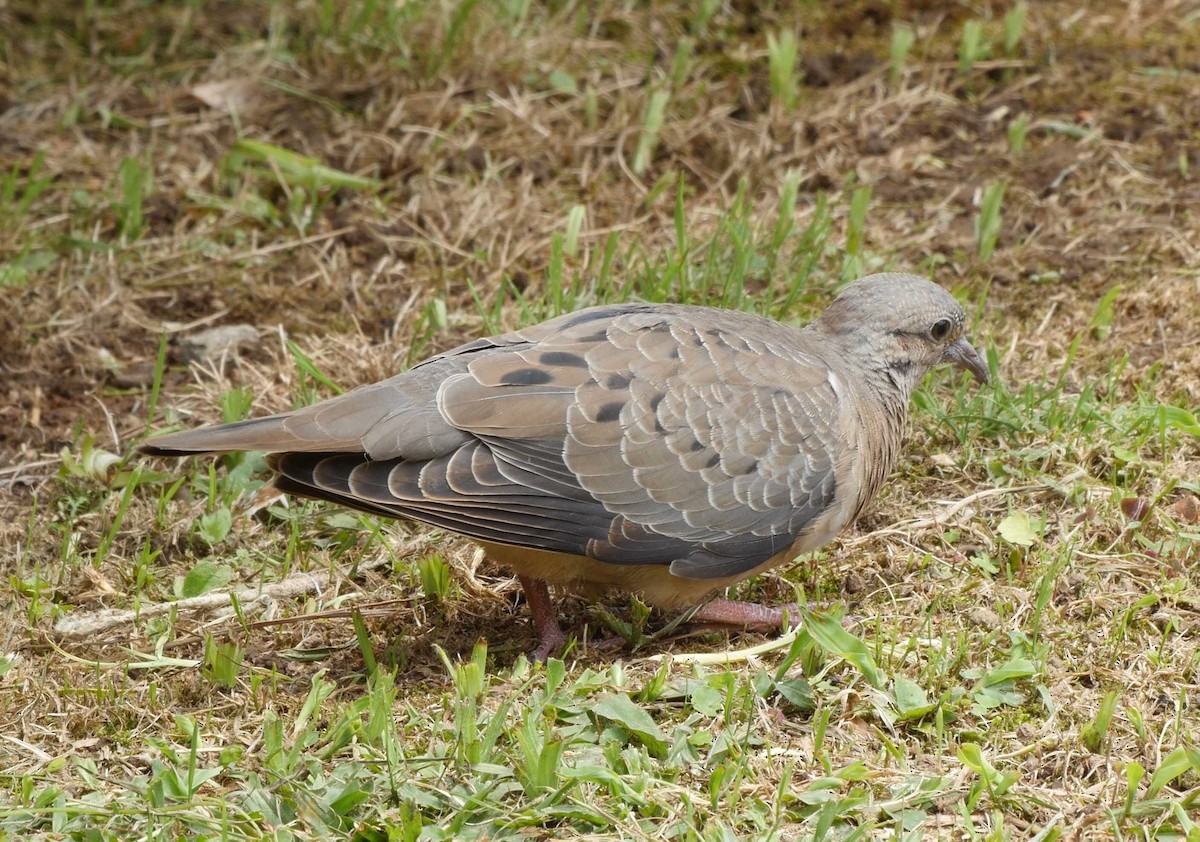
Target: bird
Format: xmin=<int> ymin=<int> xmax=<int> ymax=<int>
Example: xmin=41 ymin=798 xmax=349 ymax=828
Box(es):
xmin=140 ymin=272 xmax=988 ymax=659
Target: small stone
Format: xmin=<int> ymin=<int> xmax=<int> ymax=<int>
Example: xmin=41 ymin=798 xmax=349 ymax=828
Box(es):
xmin=969 ymin=606 xmax=1001 ymax=627
xmin=863 ymin=131 xmax=889 ymax=155
xmin=844 ymin=571 xmax=867 ymax=593
xmin=108 ymin=362 xmax=158 ymax=389
xmin=464 ymin=144 xmax=487 ymax=171
xmin=178 ymin=324 xmax=260 ymax=366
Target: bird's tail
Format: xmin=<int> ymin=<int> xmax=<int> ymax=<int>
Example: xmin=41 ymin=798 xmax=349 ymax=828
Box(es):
xmin=138 ymin=414 xmax=317 ymax=456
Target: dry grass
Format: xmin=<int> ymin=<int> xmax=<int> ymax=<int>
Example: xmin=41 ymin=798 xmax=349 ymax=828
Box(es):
xmin=2 ymin=1 xmax=1199 ymax=838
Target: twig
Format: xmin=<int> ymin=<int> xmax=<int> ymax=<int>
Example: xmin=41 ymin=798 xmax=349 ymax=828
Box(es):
xmin=249 ymin=596 xmax=412 ymax=628
xmin=642 ymin=626 xmax=803 ymax=665
xmin=0 ymin=734 xmax=55 ymax=764
xmin=53 ymin=571 xmax=330 ymax=638
xmin=0 ymin=458 xmax=59 ymax=477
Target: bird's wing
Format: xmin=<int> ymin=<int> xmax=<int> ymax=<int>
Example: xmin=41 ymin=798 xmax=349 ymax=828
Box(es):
xmin=272 ymin=304 xmax=848 ymax=580
xmin=137 ymin=306 xmax=637 ymax=460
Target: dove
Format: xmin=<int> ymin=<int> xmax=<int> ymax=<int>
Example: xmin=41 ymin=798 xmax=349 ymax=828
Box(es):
xmin=141 ymin=273 xmax=988 ymax=659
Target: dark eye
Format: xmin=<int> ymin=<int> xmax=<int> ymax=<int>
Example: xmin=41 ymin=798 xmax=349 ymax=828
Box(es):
xmin=929 ymin=318 xmax=953 ymax=341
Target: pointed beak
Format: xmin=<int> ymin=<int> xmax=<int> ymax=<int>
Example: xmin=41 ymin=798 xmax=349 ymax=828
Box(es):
xmin=944 ymin=336 xmax=989 ymax=384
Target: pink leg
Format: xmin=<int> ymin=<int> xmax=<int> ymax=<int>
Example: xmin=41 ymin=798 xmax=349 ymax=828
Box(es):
xmin=690 ymin=598 xmax=803 ymax=632
xmin=518 ymin=575 xmax=567 ymax=661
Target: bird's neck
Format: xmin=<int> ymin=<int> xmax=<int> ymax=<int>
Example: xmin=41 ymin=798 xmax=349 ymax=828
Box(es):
xmin=851 ymin=365 xmax=914 ymax=515
xmin=869 ymin=362 xmax=917 ymax=438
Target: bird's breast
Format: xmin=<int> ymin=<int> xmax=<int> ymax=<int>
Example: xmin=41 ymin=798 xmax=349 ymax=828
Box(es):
xmin=846 ymin=394 xmax=907 ymax=524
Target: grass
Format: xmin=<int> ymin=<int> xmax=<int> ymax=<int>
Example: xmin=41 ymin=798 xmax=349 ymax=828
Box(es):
xmin=2 ymin=0 xmax=1200 ymax=839
xmin=958 ymin=19 xmax=991 ymax=76
xmin=766 ymin=29 xmax=800 ymax=111
xmin=1003 ymin=3 xmax=1028 ymax=59
xmin=889 ymin=24 xmax=916 ymax=88
xmin=975 ymin=181 xmax=1007 ymax=263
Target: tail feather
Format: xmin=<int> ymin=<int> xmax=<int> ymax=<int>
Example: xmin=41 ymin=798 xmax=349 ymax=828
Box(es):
xmin=138 ymin=414 xmax=363 ymax=456
xmin=138 ymin=369 xmax=469 ymax=459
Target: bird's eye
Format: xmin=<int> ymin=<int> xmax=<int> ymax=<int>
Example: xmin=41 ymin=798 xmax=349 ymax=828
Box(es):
xmin=929 ymin=318 xmax=953 ymax=341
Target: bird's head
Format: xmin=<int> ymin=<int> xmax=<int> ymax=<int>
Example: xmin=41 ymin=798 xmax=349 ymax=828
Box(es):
xmin=813 ymin=273 xmax=990 ymax=394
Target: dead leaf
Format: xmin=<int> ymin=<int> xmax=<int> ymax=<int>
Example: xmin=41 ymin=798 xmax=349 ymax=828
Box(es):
xmin=189 ymin=79 xmax=263 ymax=112
xmin=1120 ymin=497 xmax=1151 ymax=522
xmin=1173 ymin=494 xmax=1198 ymax=524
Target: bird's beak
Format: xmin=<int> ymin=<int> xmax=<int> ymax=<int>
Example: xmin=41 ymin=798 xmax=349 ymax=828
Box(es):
xmin=944 ymin=336 xmax=989 ymax=384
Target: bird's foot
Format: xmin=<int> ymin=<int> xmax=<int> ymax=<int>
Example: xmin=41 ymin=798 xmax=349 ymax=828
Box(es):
xmin=689 ymin=598 xmax=804 ymax=632
xmin=530 ymin=624 xmax=568 ymax=663
xmin=518 ymin=575 xmax=568 ymax=662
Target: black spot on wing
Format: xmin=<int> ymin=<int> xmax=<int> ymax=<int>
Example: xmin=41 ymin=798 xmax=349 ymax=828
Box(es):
xmin=596 ymin=401 xmax=624 ymax=423
xmin=606 ymin=373 xmax=631 ymax=390
xmin=539 ymin=351 xmax=588 ymax=367
xmin=499 ymin=367 xmax=554 ymax=386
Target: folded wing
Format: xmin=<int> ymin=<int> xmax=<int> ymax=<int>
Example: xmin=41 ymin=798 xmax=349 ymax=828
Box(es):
xmin=146 ymin=304 xmax=846 ymax=580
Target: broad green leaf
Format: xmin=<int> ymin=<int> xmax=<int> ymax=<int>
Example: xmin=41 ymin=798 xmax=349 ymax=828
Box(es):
xmin=197 ymin=507 xmax=232 ymax=546
xmin=998 ymin=511 xmax=1040 ymax=547
xmin=894 ymin=675 xmax=938 ymax=721
xmin=894 ymin=675 xmax=928 ymax=711
xmin=800 ymin=608 xmax=886 ymax=689
xmin=774 ymin=677 xmax=815 ymax=711
xmin=1123 ymin=760 xmax=1145 ymax=816
xmin=1111 ymin=446 xmax=1140 ymax=464
xmin=958 ymin=743 xmax=1018 ymax=796
xmin=687 ymin=681 xmax=724 ymax=717
xmin=180 ymin=561 xmax=232 ymax=598
xmin=548 ymin=69 xmax=578 ymax=94
xmin=978 ymin=657 xmax=1037 ymax=686
xmin=1147 ymin=745 xmax=1200 ymax=797
xmin=592 ymin=693 xmax=666 ymax=748
xmin=1155 ymin=405 xmax=1200 ymax=437
xmin=971 ymin=684 xmax=1025 ymax=715
xmin=232 ymin=139 xmax=378 ymax=191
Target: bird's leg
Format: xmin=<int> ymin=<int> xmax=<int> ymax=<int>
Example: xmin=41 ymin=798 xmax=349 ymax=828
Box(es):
xmin=689 ymin=598 xmax=803 ymax=632
xmin=517 ymin=575 xmax=567 ymax=661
